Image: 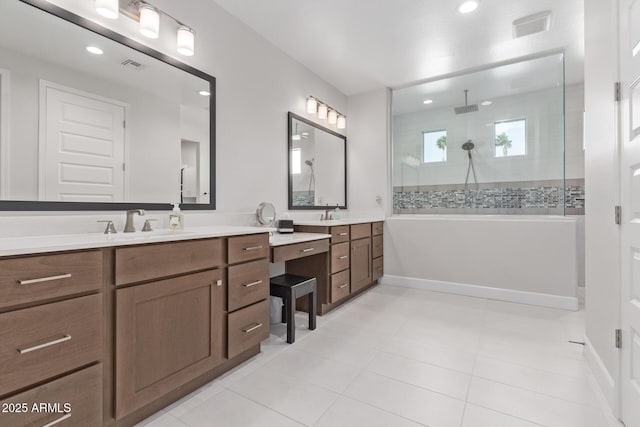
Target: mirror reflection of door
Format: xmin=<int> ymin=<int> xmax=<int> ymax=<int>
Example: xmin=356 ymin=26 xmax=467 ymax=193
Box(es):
xmin=0 ymin=69 xmax=7 ymax=199
xmin=39 ymin=81 xmax=126 ymax=202
xmin=180 ymin=140 xmax=200 ymax=204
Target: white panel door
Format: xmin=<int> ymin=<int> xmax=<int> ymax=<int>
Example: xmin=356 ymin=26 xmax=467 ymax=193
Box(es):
xmin=620 ymin=0 xmax=640 ymax=425
xmin=41 ymin=83 xmax=125 ymax=202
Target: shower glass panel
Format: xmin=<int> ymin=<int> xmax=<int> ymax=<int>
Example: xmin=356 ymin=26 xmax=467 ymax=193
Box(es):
xmin=392 ymin=53 xmax=569 ymax=215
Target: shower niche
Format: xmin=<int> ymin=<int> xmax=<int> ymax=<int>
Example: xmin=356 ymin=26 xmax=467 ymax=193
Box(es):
xmin=391 ymin=53 xmax=578 ymax=215
xmin=288 ymin=112 xmax=347 ymax=210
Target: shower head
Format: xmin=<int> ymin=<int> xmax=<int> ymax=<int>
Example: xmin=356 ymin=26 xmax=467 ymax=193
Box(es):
xmin=461 ymin=140 xmax=475 ymax=150
xmin=305 ymin=159 xmax=314 ymax=167
xmin=454 ymin=90 xmax=479 ymax=115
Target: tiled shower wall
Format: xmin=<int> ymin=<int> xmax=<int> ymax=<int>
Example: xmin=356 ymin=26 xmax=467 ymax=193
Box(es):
xmin=393 ymin=179 xmax=584 ymax=215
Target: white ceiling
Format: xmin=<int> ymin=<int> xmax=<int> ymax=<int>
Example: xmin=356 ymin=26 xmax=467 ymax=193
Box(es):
xmin=210 ymin=0 xmax=584 ymax=96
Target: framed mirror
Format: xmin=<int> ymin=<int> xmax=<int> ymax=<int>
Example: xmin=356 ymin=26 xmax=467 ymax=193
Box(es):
xmin=0 ymin=0 xmax=215 ymax=210
xmin=288 ymin=112 xmax=346 ymax=210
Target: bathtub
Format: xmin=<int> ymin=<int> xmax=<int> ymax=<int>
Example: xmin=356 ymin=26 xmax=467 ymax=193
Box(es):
xmin=381 ymin=214 xmax=578 ymax=310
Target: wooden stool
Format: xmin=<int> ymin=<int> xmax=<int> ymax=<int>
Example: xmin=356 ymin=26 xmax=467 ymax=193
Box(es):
xmin=269 ymin=274 xmax=317 ymax=344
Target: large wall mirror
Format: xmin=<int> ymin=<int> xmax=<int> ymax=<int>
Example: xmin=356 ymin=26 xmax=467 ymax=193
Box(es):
xmin=0 ymin=0 xmax=215 ymax=210
xmin=288 ymin=112 xmax=346 ymax=210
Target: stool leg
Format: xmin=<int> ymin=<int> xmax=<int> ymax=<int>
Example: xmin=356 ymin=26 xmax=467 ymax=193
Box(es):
xmin=281 ymin=298 xmax=287 ymax=324
xmin=287 ymin=293 xmax=296 ymax=344
xmin=308 ymin=291 xmax=316 ymax=330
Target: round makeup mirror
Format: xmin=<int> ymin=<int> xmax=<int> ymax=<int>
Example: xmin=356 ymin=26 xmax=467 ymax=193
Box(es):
xmin=256 ymin=202 xmax=276 ymax=225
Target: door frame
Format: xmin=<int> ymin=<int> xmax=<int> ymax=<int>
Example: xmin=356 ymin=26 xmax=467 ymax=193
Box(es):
xmin=37 ymin=80 xmax=130 ymax=201
xmin=0 ymin=68 xmax=10 ymax=199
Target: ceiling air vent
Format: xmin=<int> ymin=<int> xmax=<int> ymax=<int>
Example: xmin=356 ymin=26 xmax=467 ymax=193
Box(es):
xmin=121 ymin=59 xmax=145 ymax=70
xmin=512 ymin=10 xmax=552 ymax=39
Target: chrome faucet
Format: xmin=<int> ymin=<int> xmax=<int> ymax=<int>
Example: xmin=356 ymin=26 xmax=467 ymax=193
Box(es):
xmin=124 ymin=209 xmax=145 ymax=233
xmin=323 ymin=207 xmax=332 ymax=221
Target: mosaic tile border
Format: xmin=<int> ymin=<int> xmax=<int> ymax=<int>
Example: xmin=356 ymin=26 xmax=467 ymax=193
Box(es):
xmin=393 ymin=179 xmax=584 ymax=215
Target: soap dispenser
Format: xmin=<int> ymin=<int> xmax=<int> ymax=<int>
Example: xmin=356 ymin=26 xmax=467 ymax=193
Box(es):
xmin=169 ymin=203 xmax=184 ymax=230
xmin=334 ymin=205 xmax=341 ymax=220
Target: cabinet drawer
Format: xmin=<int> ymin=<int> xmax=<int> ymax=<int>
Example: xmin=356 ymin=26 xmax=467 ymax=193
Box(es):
xmin=228 ymin=234 xmax=270 ymax=265
xmin=0 ymin=250 xmax=102 ymax=310
xmin=330 ymin=226 xmax=350 ymax=244
xmin=0 ymin=294 xmax=102 ymax=396
xmin=228 ymin=300 xmax=269 ymax=359
xmin=331 ymin=242 xmax=350 ymax=274
xmin=228 ymin=259 xmax=269 ymax=312
xmin=271 ymin=239 xmax=329 ymax=263
xmin=372 ymin=235 xmax=383 ymax=259
xmin=373 ymin=257 xmax=384 ymax=281
xmin=331 ymin=269 xmax=350 ymax=303
xmin=0 ymin=364 xmax=102 ymax=427
xmin=351 ymin=223 xmax=371 ymax=240
xmin=115 ymin=238 xmax=223 ymax=286
xmin=372 ymin=222 xmax=384 ymax=236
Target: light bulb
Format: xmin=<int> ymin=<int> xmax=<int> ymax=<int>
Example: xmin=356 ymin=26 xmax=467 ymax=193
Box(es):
xmin=177 ymin=26 xmax=195 ymax=56
xmin=96 ymin=0 xmax=118 ymax=19
xmin=139 ymin=5 xmax=159 ymax=39
xmin=337 ymin=115 xmax=346 ymax=129
xmin=306 ymin=97 xmax=318 ymax=114
xmin=328 ymin=109 xmax=338 ymax=124
xmin=318 ymin=103 xmax=328 ymax=120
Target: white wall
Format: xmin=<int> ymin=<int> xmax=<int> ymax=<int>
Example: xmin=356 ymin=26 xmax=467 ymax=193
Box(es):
xmin=392 ymin=84 xmax=583 ymax=186
xmin=584 ymin=0 xmax=620 ymax=408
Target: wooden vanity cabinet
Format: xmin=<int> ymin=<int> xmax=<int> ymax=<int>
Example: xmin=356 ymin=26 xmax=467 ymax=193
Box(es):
xmin=294 ymin=221 xmax=383 ymax=314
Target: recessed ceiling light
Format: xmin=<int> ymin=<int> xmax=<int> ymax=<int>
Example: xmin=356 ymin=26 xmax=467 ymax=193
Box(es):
xmin=481 ymin=100 xmax=492 ymax=106
xmin=198 ymin=90 xmax=211 ymax=96
xmin=458 ymin=1 xmax=479 ymax=14
xmin=86 ymin=46 xmax=104 ymax=55
xmin=423 ymin=99 xmax=433 ymax=105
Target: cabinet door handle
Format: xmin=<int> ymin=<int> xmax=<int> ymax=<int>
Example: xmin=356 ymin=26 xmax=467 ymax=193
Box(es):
xmin=18 ymin=273 xmax=72 ymax=285
xmin=338 ymin=232 xmax=348 ymax=236
xmin=301 ymin=248 xmax=314 ymax=253
xmin=243 ymin=280 xmax=262 ymax=288
xmin=338 ymin=255 xmax=348 ymax=260
xmin=242 ymin=323 xmax=263 ymax=333
xmin=18 ymin=334 xmax=72 ymax=354
xmin=216 ymin=279 xmax=223 ymax=287
xmin=42 ymin=413 xmax=72 ymax=427
xmin=243 ymin=245 xmax=263 ymax=251
xmin=338 ymin=283 xmax=349 ymax=289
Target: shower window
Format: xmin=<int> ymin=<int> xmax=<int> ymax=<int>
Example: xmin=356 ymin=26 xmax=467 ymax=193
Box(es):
xmin=291 ymin=148 xmax=301 ymax=175
xmin=422 ymin=130 xmax=447 ymax=163
xmin=494 ymin=119 xmax=526 ymax=157
xmin=391 ymin=52 xmax=574 ymax=215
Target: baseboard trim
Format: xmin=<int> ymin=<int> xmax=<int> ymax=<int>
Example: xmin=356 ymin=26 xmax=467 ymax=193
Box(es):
xmin=584 ymin=335 xmax=616 ymax=411
xmin=379 ymin=275 xmax=579 ymax=311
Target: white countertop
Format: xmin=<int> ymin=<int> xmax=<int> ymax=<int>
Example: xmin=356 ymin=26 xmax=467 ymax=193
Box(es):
xmin=269 ymin=232 xmax=331 ymax=247
xmin=294 ymin=218 xmax=383 ymax=226
xmin=0 ymin=226 xmax=275 ymax=257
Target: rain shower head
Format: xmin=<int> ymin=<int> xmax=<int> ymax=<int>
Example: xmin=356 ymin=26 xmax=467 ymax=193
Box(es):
xmin=462 ymin=140 xmax=475 ymax=150
xmin=454 ymin=90 xmax=479 ymax=115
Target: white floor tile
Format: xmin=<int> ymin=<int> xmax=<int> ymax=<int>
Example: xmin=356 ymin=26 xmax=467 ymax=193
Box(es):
xmin=293 ymin=329 xmax=380 ymax=366
xmin=383 ymin=336 xmax=477 ymax=374
xmin=178 ymin=390 xmax=303 ymax=427
xmin=461 ymin=404 xmax=543 ymax=427
xmin=467 ymin=377 xmax=613 ymax=427
xmin=227 ymin=366 xmax=339 ymax=426
xmin=367 ymin=351 xmax=471 ymax=400
xmin=135 ymin=410 xmax=189 ymax=427
xmin=344 ymin=371 xmax=465 ymax=427
xmin=313 ymin=396 xmax=424 ymax=427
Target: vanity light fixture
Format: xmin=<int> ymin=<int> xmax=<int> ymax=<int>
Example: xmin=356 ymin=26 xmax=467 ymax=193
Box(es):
xmin=139 ymin=5 xmax=160 ymax=39
xmin=328 ymin=109 xmax=338 ymax=125
xmin=307 ymin=95 xmax=346 ymax=129
xmin=95 ymin=0 xmax=119 ymax=19
xmin=458 ymin=0 xmax=479 ymax=14
xmin=306 ymin=97 xmax=318 ymax=114
xmin=177 ymin=26 xmax=195 ymax=56
xmin=318 ymin=103 xmax=328 ymax=120
xmin=86 ymin=46 xmax=104 ymax=55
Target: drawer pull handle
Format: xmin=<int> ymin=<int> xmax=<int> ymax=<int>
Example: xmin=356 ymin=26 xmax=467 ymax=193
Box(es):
xmin=216 ymin=280 xmax=223 ymax=287
xmin=301 ymin=248 xmax=314 ymax=253
xmin=339 ymin=255 xmax=348 ymax=260
xmin=18 ymin=273 xmax=72 ymax=285
xmin=18 ymin=334 xmax=72 ymax=354
xmin=338 ymin=232 xmax=348 ymax=236
xmin=242 ymin=323 xmax=263 ymax=333
xmin=243 ymin=280 xmax=263 ymax=288
xmin=338 ymin=283 xmax=349 ymax=289
xmin=243 ymin=245 xmax=263 ymax=251
xmin=42 ymin=413 xmax=72 ymax=427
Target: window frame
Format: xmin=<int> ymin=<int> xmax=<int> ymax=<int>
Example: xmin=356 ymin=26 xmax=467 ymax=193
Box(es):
xmin=494 ymin=118 xmax=527 ymax=158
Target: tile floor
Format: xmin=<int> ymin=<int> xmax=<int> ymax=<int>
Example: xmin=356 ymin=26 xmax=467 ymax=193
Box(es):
xmin=136 ymin=284 xmax=622 ymax=427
